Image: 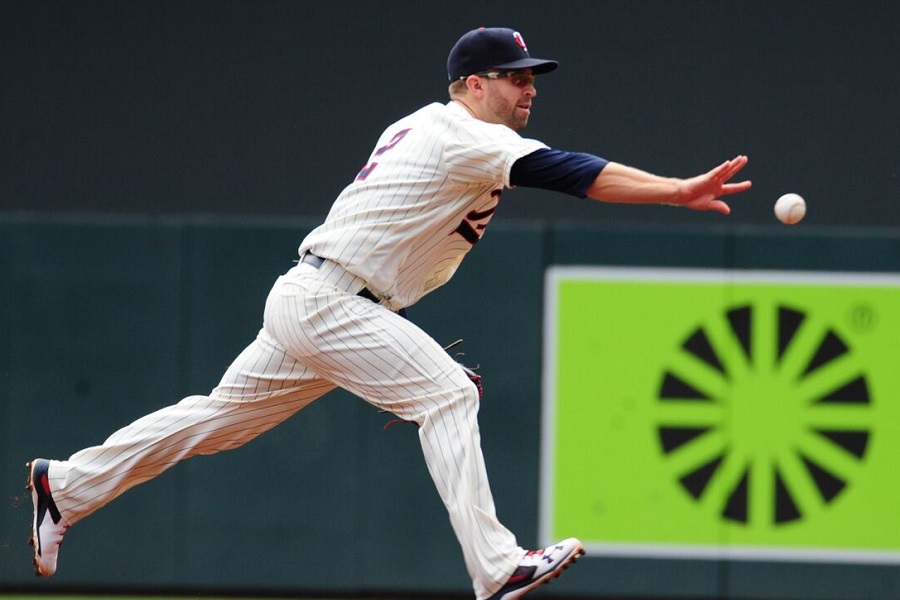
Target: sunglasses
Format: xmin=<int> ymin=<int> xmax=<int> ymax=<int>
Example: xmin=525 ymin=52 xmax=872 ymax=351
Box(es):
xmin=467 ymin=70 xmax=536 ymax=88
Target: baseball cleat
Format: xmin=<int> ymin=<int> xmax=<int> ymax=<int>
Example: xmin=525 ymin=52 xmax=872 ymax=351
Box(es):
xmin=487 ymin=537 xmax=585 ymax=600
xmin=26 ymin=459 xmax=69 ymax=577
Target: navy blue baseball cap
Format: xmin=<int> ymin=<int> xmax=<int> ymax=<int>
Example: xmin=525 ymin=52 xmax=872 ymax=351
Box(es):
xmin=447 ymin=27 xmax=559 ymax=81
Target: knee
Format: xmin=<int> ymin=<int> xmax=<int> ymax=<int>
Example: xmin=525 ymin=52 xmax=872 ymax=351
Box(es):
xmin=423 ymin=376 xmax=482 ymax=421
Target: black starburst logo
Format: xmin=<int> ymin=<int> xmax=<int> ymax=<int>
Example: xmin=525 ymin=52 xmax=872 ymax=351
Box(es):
xmin=656 ymin=303 xmax=872 ymax=525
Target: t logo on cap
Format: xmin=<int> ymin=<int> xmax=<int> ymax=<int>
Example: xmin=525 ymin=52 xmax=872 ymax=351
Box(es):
xmin=513 ymin=31 xmax=527 ymax=51
xmin=447 ymin=27 xmax=559 ymax=81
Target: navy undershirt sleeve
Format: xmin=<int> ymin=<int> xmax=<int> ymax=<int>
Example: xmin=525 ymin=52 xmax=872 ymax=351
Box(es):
xmin=510 ymin=148 xmax=609 ymax=198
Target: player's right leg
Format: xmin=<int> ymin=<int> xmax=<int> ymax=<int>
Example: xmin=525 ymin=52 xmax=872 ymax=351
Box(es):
xmin=26 ymin=459 xmax=68 ymax=577
xmin=27 ymin=325 xmax=335 ymax=577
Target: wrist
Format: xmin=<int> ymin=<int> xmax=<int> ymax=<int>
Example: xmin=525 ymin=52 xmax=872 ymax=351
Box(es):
xmin=666 ymin=178 xmax=686 ymax=205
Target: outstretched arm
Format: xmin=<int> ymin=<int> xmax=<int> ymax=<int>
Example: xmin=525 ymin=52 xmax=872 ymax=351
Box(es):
xmin=585 ymin=155 xmax=752 ymax=215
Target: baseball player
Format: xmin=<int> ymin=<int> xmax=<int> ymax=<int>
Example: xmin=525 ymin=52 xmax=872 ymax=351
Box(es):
xmin=27 ymin=27 xmax=751 ymax=600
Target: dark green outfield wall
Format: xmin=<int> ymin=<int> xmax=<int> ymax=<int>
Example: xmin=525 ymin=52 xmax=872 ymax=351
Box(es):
xmin=2 ymin=215 xmax=899 ymax=599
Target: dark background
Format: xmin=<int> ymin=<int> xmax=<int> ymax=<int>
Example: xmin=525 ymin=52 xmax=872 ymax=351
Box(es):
xmin=3 ymin=1 xmax=898 ymax=229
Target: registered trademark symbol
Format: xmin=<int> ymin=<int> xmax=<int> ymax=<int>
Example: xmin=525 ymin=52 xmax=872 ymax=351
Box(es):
xmin=848 ymin=303 xmax=876 ymax=332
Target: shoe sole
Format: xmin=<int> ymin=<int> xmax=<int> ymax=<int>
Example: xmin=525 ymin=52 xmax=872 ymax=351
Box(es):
xmin=26 ymin=460 xmax=52 ymax=577
xmin=504 ymin=541 xmax=586 ymax=600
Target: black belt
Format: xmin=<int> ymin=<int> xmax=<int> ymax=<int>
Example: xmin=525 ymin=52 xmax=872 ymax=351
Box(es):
xmin=300 ymin=253 xmax=381 ymax=305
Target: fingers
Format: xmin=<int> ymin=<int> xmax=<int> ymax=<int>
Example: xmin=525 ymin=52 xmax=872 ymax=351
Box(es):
xmin=709 ymin=156 xmax=751 ymax=198
xmin=720 ymin=180 xmax=753 ymax=195
xmin=683 ymin=155 xmax=750 ymax=214
xmin=685 ymin=193 xmax=731 ymax=214
xmin=713 ymin=155 xmax=748 ymax=182
xmin=728 ymin=155 xmax=749 ymax=179
xmin=701 ymin=197 xmax=731 ymax=215
xmin=710 ymin=200 xmax=731 ymax=215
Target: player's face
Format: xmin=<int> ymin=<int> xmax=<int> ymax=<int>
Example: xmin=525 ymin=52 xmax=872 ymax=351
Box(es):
xmin=479 ymin=69 xmax=537 ymax=130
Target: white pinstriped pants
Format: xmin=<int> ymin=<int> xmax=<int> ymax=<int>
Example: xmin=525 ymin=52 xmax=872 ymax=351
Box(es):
xmin=46 ymin=259 xmax=522 ymax=599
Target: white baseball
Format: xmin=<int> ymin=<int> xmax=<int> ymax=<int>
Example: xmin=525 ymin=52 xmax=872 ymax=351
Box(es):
xmin=774 ymin=193 xmax=806 ymax=225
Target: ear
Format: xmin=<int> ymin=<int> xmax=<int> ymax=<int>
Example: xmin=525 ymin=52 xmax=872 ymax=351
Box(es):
xmin=465 ymin=75 xmax=486 ymax=97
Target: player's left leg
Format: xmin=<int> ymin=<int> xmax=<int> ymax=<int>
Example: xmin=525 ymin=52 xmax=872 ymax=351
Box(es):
xmin=287 ymin=303 xmax=585 ymax=600
xmin=262 ymin=263 xmax=527 ymax=598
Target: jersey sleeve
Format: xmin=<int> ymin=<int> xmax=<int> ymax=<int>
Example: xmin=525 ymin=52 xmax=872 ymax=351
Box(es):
xmin=509 ymin=148 xmax=609 ymax=198
xmin=443 ymin=122 xmax=547 ymax=187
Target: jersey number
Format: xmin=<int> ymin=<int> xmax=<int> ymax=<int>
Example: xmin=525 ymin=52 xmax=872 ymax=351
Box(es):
xmin=355 ymin=128 xmax=412 ymax=181
xmin=452 ymin=190 xmax=501 ymax=245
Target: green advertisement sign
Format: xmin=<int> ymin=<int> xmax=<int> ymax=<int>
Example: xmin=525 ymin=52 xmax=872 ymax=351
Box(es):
xmin=541 ymin=267 xmax=900 ymax=563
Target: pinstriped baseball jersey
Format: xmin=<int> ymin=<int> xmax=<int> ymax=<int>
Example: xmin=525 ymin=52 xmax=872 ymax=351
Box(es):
xmin=299 ymin=101 xmax=546 ymax=310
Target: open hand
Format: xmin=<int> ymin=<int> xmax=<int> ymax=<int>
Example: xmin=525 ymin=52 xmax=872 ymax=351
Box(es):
xmin=678 ymin=155 xmax=752 ymax=214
